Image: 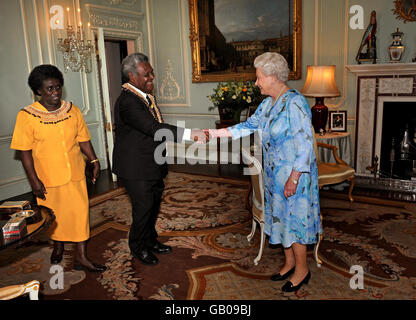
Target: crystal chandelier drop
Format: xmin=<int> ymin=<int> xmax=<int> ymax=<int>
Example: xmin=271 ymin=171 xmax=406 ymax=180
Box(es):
xmin=56 ymin=9 xmax=93 ymax=73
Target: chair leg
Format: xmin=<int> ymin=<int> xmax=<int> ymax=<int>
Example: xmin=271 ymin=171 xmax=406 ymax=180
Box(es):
xmin=314 ymin=234 xmax=323 ymax=268
xmin=347 ymin=177 xmax=354 ymax=203
xmin=25 ymin=280 xmax=40 ymax=300
xmin=247 ymin=219 xmax=256 ymax=242
xmin=253 ymin=223 xmax=265 ymax=266
xmin=314 ymin=213 xmax=324 ymax=268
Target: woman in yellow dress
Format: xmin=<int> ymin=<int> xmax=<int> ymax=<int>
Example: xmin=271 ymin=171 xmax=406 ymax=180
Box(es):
xmin=10 ymin=64 xmax=106 ymax=272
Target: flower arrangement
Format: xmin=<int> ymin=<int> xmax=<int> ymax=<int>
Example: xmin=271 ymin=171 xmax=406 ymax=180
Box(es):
xmin=207 ymin=80 xmax=264 ymax=123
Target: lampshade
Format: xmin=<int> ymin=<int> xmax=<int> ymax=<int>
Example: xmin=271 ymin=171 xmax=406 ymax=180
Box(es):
xmin=301 ymin=65 xmax=340 ymax=97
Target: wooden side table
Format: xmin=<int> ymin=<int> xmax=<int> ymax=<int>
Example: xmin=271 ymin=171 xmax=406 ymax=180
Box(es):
xmin=0 ymin=205 xmax=55 ymax=250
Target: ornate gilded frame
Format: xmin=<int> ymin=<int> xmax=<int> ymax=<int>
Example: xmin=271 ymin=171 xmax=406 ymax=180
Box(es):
xmin=188 ymin=0 xmax=302 ymax=83
xmin=392 ymin=0 xmax=416 ymax=23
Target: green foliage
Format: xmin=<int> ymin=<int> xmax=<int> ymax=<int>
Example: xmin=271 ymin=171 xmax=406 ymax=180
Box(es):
xmin=207 ymin=81 xmax=264 ymax=122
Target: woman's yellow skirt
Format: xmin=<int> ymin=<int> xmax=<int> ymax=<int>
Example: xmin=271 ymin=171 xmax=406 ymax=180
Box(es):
xmin=38 ymin=179 xmax=90 ymax=242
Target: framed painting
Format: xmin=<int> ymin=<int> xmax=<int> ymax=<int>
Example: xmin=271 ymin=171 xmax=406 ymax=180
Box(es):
xmin=393 ymin=0 xmax=416 ymax=23
xmin=188 ymin=0 xmax=302 ymax=83
xmin=329 ymin=110 xmax=347 ymax=132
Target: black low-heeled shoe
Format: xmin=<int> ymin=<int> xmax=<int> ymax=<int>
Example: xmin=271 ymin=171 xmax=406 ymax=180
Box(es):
xmin=74 ymin=263 xmax=107 ymax=273
xmin=281 ymin=271 xmax=311 ymax=292
xmin=270 ymin=267 xmax=295 ymax=281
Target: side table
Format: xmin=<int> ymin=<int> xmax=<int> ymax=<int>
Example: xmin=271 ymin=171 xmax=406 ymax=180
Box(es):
xmin=316 ymin=132 xmax=353 ymax=166
xmin=0 ymin=205 xmax=55 ymax=250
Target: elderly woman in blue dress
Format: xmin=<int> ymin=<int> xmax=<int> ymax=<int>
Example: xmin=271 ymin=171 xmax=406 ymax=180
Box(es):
xmin=208 ymin=52 xmax=321 ymax=292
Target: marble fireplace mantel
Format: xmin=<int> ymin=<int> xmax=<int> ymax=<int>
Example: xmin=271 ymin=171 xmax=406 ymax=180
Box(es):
xmin=347 ymin=63 xmax=416 ymax=176
xmin=346 ymin=63 xmax=416 ymax=76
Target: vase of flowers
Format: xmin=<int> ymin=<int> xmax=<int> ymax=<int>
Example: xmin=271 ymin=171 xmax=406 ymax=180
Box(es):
xmin=208 ymin=81 xmax=263 ymax=124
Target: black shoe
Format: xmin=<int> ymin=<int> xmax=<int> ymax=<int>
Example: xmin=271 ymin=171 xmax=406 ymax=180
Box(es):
xmin=74 ymin=262 xmax=107 ymax=273
xmin=149 ymin=241 xmax=172 ymax=254
xmin=270 ymin=267 xmax=295 ymax=281
xmin=50 ymin=248 xmax=64 ymax=264
xmin=133 ymin=249 xmax=159 ymax=265
xmin=281 ymin=271 xmax=311 ymax=292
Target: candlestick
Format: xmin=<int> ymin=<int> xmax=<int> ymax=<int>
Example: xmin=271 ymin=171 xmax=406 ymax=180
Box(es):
xmin=66 ymin=7 xmax=71 ymax=26
xmin=87 ymin=22 xmax=91 ymax=41
xmin=77 ymin=8 xmax=81 ymax=26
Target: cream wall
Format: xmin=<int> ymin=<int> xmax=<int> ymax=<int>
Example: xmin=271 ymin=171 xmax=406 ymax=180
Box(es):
xmin=0 ymin=0 xmax=415 ymax=200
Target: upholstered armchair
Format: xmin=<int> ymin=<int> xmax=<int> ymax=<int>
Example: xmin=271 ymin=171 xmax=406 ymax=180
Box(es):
xmin=313 ymin=135 xmax=355 ymax=267
xmin=313 ymin=136 xmax=355 ymax=202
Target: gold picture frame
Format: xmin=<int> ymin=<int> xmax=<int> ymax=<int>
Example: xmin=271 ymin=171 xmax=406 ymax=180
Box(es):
xmin=392 ymin=0 xmax=416 ymax=23
xmin=188 ymin=0 xmax=302 ymax=83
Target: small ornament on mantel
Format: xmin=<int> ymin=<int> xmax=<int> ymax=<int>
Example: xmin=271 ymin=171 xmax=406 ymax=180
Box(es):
xmin=389 ymin=28 xmax=405 ymax=63
xmin=355 ymin=11 xmax=377 ymax=64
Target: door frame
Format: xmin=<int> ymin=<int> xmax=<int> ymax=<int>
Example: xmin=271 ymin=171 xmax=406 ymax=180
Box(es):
xmin=94 ymin=27 xmax=144 ymax=180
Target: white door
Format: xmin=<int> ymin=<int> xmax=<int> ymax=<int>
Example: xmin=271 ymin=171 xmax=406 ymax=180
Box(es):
xmin=96 ymin=28 xmax=116 ymax=180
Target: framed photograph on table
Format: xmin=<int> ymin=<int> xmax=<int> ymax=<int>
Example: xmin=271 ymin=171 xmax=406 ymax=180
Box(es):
xmin=329 ymin=110 xmax=347 ymax=132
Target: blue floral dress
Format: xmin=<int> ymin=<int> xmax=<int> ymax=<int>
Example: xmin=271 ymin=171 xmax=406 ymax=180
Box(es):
xmin=228 ymin=89 xmax=322 ymax=248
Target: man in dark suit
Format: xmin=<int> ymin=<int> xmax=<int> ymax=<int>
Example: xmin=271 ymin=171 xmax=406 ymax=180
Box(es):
xmin=112 ymin=53 xmax=206 ymax=265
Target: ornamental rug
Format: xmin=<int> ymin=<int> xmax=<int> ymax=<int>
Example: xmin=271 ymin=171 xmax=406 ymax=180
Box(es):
xmin=1 ymin=173 xmax=416 ymax=300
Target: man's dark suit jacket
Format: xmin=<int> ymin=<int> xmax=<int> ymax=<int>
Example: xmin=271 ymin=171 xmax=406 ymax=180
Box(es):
xmin=112 ymin=89 xmax=185 ymax=180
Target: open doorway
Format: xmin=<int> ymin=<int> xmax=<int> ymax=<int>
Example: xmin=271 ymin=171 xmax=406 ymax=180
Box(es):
xmin=104 ymin=39 xmax=127 ymax=134
xmin=96 ymin=35 xmax=136 ymax=172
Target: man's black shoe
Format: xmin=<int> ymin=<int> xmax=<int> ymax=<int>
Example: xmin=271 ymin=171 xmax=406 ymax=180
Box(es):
xmin=132 ymin=249 xmax=159 ymax=265
xmin=150 ymin=241 xmax=172 ymax=254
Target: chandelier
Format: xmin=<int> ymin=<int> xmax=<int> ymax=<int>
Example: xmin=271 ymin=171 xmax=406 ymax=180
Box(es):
xmin=56 ymin=8 xmax=93 ymax=73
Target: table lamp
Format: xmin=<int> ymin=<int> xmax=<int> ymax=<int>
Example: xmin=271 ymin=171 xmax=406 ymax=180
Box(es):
xmin=301 ymin=65 xmax=341 ymax=133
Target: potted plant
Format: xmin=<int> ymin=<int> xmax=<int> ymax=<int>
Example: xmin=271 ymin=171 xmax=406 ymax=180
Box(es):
xmin=208 ymin=80 xmax=263 ymax=124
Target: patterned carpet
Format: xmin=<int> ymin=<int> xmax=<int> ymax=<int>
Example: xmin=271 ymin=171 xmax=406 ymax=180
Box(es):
xmin=1 ymin=172 xmax=416 ymax=300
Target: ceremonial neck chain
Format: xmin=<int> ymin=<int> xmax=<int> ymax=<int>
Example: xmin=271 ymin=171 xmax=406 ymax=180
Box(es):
xmin=122 ymin=83 xmax=163 ymax=123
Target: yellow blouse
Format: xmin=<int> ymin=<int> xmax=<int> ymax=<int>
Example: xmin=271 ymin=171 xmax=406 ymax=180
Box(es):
xmin=10 ymin=101 xmax=91 ymax=187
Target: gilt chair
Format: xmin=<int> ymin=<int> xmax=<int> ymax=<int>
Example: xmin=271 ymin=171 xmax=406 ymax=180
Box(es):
xmin=241 ymin=146 xmax=265 ymax=266
xmin=313 ymin=134 xmax=355 ymax=266
xmin=0 ymin=280 xmax=40 ymax=300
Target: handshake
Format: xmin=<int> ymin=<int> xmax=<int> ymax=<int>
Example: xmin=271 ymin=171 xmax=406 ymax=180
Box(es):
xmin=190 ymin=128 xmax=232 ymax=143
xmin=190 ymin=129 xmax=210 ymax=144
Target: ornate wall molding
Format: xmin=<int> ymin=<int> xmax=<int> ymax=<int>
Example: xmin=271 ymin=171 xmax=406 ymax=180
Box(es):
xmin=159 ymin=60 xmax=183 ymax=102
xmin=356 ymin=78 xmax=377 ymax=175
xmin=106 ymin=0 xmax=137 ymax=6
xmin=86 ymin=4 xmax=143 ymax=32
xmin=379 ymin=77 xmax=413 ymax=94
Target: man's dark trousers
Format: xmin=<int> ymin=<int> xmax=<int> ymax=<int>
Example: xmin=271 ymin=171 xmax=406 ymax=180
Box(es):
xmin=120 ymin=178 xmax=165 ymax=254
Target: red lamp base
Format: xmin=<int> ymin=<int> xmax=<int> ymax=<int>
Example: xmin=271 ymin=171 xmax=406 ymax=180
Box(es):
xmin=311 ymin=97 xmax=328 ymax=133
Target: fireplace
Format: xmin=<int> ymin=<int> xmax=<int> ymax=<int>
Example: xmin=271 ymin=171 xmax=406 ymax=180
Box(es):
xmin=379 ymin=101 xmax=416 ymax=180
xmin=347 ymin=63 xmax=416 ymax=201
